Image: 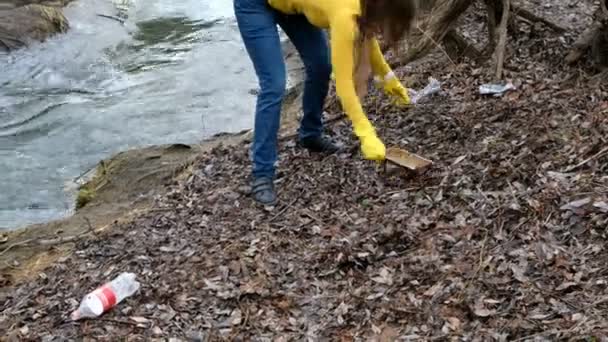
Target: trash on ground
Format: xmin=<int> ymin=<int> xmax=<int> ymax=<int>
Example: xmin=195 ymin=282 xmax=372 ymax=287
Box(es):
xmin=409 ymin=77 xmax=441 ymax=104
xmin=479 ymin=81 xmax=516 ymax=96
xmin=385 ymin=147 xmax=433 ymax=174
xmin=71 ymin=272 xmax=140 ymax=321
xmin=560 ymin=197 xmax=592 ymax=211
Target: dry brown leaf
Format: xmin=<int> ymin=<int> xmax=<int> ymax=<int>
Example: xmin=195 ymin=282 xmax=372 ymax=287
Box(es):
xmin=560 ymin=197 xmax=592 ymax=210
xmin=446 ymin=317 xmax=461 ymax=330
xmin=371 ymin=267 xmax=393 ymax=285
xmin=423 ymin=282 xmax=444 ymax=297
xmin=528 ymin=313 xmax=551 ymax=320
xmin=229 ymin=309 xmax=242 ymax=326
xmin=377 ymin=325 xmax=400 ymax=342
xmin=556 ymin=281 xmax=578 ymax=291
xmin=473 ymin=299 xmax=497 ymax=317
xmin=510 ymin=263 xmax=529 ymax=283
xmin=593 ymin=201 xmax=608 ymax=212
xmin=152 ymin=326 xmax=163 ymax=336
xmin=473 ymin=307 xmax=496 ymax=317
xmin=130 ymin=316 xmax=151 ymax=327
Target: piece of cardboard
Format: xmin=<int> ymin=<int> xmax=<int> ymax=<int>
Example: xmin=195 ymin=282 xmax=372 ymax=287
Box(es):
xmin=385 ymin=147 xmax=433 ymax=173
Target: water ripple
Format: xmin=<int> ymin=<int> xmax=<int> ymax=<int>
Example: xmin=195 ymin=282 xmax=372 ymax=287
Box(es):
xmin=0 ymin=0 xmax=256 ymax=230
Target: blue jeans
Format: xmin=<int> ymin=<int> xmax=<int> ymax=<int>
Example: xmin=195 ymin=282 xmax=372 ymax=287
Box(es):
xmin=234 ymin=0 xmax=332 ymax=179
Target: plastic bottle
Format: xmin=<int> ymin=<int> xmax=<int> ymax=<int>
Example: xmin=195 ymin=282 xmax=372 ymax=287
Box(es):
xmin=71 ymin=272 xmax=140 ymax=320
xmin=479 ymin=82 xmax=516 ymax=96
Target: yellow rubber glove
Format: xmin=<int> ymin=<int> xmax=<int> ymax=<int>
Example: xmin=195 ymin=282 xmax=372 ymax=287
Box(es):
xmin=375 ymin=72 xmax=411 ymax=107
xmin=361 ymin=134 xmax=386 ymax=161
xmin=354 ymin=125 xmax=386 ymax=161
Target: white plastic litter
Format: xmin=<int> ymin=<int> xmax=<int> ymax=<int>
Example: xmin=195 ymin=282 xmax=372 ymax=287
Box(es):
xmin=479 ymin=82 xmax=516 ymax=96
xmin=71 ymin=272 xmax=140 ymax=320
xmin=409 ymin=77 xmax=441 ymax=104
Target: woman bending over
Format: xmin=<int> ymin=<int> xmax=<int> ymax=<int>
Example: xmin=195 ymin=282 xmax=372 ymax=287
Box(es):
xmin=234 ymin=0 xmax=416 ymax=205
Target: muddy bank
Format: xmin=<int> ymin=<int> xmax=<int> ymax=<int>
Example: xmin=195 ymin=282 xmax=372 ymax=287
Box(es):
xmin=0 ymin=142 xmax=202 ymax=282
xmin=0 ymin=0 xmax=74 ymax=52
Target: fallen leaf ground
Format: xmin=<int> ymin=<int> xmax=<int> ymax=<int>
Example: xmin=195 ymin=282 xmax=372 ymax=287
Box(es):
xmin=2 ymin=1 xmax=608 ymax=341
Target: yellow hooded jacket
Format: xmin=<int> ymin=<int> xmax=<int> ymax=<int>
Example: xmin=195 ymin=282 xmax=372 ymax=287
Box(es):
xmin=268 ymin=0 xmax=398 ymax=160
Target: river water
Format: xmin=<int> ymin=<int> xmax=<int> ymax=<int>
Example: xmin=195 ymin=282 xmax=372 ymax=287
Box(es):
xmin=0 ymin=0 xmax=261 ymax=229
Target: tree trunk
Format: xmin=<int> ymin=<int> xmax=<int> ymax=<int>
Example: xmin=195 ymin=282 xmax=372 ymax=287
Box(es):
xmin=494 ymin=0 xmax=511 ymax=79
xmin=565 ymin=1 xmax=608 ymax=66
xmin=391 ymin=0 xmax=476 ymax=68
xmin=484 ymin=0 xmax=499 ymax=53
xmin=591 ymin=20 xmax=608 ymax=70
xmin=443 ymin=29 xmax=481 ymax=61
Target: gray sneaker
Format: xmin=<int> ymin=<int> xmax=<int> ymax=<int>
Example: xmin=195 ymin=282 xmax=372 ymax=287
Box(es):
xmin=251 ymin=177 xmax=277 ymax=206
xmin=299 ymin=135 xmax=340 ymax=154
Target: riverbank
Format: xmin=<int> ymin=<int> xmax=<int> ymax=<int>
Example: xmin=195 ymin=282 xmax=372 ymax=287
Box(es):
xmin=0 ymin=37 xmax=305 ymax=283
xmin=0 ymin=0 xmax=72 ymax=52
xmin=2 ymin=1 xmax=608 ymax=340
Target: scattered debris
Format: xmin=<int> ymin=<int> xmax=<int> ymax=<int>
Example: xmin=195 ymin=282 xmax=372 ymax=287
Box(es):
xmin=409 ymin=77 xmax=442 ymax=104
xmin=560 ymin=197 xmax=592 ymax=211
xmin=479 ymin=81 xmax=516 ymax=96
xmin=384 ymin=147 xmax=433 ymax=174
xmin=71 ymin=272 xmax=140 ymax=321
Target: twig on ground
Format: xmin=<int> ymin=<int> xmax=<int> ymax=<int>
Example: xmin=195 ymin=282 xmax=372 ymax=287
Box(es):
xmin=0 ymin=238 xmax=36 ymax=256
xmin=269 ymin=197 xmax=299 ymax=222
xmin=457 ymin=231 xmax=488 ymax=302
xmin=97 ymin=318 xmax=146 ymax=328
xmin=564 ymin=146 xmax=608 ymax=172
xmin=0 ymin=228 xmax=94 ymax=256
xmin=511 ymin=5 xmax=567 ymax=33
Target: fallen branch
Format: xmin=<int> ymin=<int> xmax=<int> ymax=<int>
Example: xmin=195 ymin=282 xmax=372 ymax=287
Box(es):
xmin=0 ymin=238 xmax=36 ymax=257
xmin=443 ymin=29 xmax=482 ymax=60
xmin=565 ymin=2 xmax=607 ymax=65
xmin=36 ymin=234 xmax=87 ymax=246
xmin=565 ymin=22 xmax=604 ymax=64
xmin=0 ymin=224 xmax=95 ymax=256
xmin=511 ymin=5 xmax=567 ymax=33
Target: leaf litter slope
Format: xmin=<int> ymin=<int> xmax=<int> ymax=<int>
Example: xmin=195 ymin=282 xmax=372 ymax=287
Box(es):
xmin=2 ymin=7 xmax=608 ymax=342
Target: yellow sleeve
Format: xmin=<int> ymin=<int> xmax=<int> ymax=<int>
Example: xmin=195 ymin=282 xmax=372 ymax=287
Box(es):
xmin=369 ymin=38 xmax=392 ymax=78
xmin=329 ymin=15 xmax=375 ymax=137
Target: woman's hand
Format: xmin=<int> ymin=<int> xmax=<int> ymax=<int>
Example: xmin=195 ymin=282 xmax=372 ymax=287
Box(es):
xmin=375 ymin=72 xmax=411 ymax=107
xmin=354 ymin=125 xmax=386 ymax=161
xmin=360 ymin=134 xmax=386 ymax=160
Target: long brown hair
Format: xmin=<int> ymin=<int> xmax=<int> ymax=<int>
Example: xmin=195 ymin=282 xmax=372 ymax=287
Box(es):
xmin=358 ymin=0 xmax=418 ymax=48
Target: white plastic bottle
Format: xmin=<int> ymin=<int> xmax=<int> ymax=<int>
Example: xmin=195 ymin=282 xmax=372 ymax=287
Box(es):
xmin=71 ymin=272 xmax=140 ymax=320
